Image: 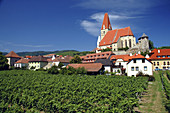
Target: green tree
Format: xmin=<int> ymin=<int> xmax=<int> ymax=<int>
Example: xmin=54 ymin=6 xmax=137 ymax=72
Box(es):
xmin=149 ymin=40 xmax=154 ymax=50
xmin=48 ymin=65 xmax=59 ymax=74
xmin=101 ymin=48 xmax=112 ymax=52
xmin=70 ymin=55 xmax=82 ymax=64
xmin=67 ymin=66 xmax=76 ymax=75
xmin=0 ymin=52 xmax=9 ymax=70
xmin=76 ymin=67 xmax=87 ymax=75
xmin=58 ymin=62 xmax=64 ymax=69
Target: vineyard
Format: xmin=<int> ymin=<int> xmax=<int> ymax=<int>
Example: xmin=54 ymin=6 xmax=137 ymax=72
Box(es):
xmin=0 ymin=70 xmax=148 ymax=112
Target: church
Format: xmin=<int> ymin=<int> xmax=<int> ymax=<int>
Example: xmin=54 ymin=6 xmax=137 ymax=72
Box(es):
xmin=96 ymin=13 xmax=137 ymax=53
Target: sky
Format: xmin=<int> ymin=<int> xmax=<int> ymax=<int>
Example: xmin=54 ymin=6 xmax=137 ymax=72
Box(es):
xmin=0 ymin=0 xmax=170 ymax=52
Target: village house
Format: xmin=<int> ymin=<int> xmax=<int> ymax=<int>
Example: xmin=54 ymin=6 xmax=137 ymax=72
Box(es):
xmin=127 ymin=54 xmax=153 ymax=77
xmin=94 ymin=59 xmax=113 ymax=72
xmin=28 ymin=56 xmax=48 ymax=70
xmin=5 ymin=51 xmax=21 ymax=67
xmin=67 ymin=63 xmax=104 ymax=75
xmin=150 ymin=48 xmax=170 ymax=70
xmin=80 ymin=51 xmax=114 ymax=63
xmin=14 ymin=58 xmax=29 ymax=68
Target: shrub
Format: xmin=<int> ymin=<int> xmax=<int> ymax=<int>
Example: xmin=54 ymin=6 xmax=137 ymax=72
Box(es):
xmin=48 ymin=66 xmax=59 ymax=74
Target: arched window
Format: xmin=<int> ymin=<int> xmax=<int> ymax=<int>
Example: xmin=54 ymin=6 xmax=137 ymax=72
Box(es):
xmin=164 ymin=62 xmax=166 ymax=65
xmin=121 ymin=40 xmax=123 ymax=48
xmin=125 ymin=40 xmax=127 ymax=47
xmin=129 ymin=39 xmax=131 ymax=48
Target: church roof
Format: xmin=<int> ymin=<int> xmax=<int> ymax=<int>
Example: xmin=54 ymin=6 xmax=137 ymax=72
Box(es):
xmin=101 ymin=13 xmax=112 ymax=30
xmin=99 ymin=27 xmax=134 ymax=46
xmin=5 ymin=51 xmax=21 ymax=58
xmin=138 ymin=33 xmax=148 ymax=40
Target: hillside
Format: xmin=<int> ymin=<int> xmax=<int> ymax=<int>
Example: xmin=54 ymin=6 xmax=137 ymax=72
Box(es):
xmin=2 ymin=50 xmax=94 ymax=57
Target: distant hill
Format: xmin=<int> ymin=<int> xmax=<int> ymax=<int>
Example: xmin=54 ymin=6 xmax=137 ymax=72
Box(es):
xmin=2 ymin=50 xmax=94 ymax=57
xmin=157 ymin=46 xmax=170 ymax=49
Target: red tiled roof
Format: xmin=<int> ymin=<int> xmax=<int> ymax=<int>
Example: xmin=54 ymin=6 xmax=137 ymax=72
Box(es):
xmin=29 ymin=56 xmax=48 ymax=62
xmin=110 ymin=54 xmax=130 ymax=61
xmin=101 ymin=13 xmax=112 ymax=30
xmin=131 ymin=53 xmax=145 ymax=59
xmin=99 ymin=27 xmax=134 ymax=46
xmin=67 ymin=63 xmax=103 ymax=72
xmin=15 ymin=58 xmax=29 ymax=64
xmin=150 ymin=48 xmax=170 ymax=60
xmin=5 ymin=51 xmax=21 ymax=58
xmin=25 ymin=56 xmax=32 ymax=59
xmin=81 ymin=51 xmax=114 ymax=62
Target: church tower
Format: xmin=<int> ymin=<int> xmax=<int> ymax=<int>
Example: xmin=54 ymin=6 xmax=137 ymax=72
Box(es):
xmin=101 ymin=13 xmax=112 ymax=40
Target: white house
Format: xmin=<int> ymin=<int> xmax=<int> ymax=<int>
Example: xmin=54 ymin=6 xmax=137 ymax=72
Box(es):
xmin=127 ymin=54 xmax=153 ymax=77
xmin=14 ymin=58 xmax=29 ymax=68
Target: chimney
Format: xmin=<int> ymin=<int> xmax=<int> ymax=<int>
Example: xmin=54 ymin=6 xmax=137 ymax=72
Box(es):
xmin=158 ymin=50 xmax=160 ymax=53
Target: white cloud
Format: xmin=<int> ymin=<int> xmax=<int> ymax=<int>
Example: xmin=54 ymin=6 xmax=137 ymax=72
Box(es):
xmin=80 ymin=12 xmax=137 ymax=36
xmin=78 ymin=0 xmax=166 ymax=36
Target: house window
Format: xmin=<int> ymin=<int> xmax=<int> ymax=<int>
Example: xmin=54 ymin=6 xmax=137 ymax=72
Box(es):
xmin=94 ymin=55 xmax=96 ymax=57
xmin=164 ymin=62 xmax=166 ymax=65
xmin=168 ymin=62 xmax=169 ymax=65
xmin=87 ymin=56 xmax=89 ymax=58
xmin=157 ymin=62 xmax=159 ymax=66
xmin=129 ymin=39 xmax=131 ymax=48
xmin=154 ymin=62 xmax=156 ymax=66
xmin=136 ymin=67 xmax=139 ymax=71
xmin=142 ymin=59 xmax=145 ymax=63
xmin=133 ymin=59 xmax=136 ymax=63
xmin=163 ymin=67 xmax=166 ymax=70
xmin=131 ymin=67 xmax=134 ymax=71
xmin=157 ymin=56 xmax=161 ymax=58
xmin=125 ymin=40 xmax=127 ymax=47
xmin=103 ymin=31 xmax=105 ymax=34
xmin=91 ymin=56 xmax=93 ymax=58
xmin=168 ymin=56 xmax=170 ymax=58
xmin=98 ymin=55 xmax=100 ymax=57
xmin=162 ymin=56 xmax=166 ymax=58
xmin=102 ymin=54 xmax=104 ymax=56
xmin=144 ymin=66 xmax=147 ymax=71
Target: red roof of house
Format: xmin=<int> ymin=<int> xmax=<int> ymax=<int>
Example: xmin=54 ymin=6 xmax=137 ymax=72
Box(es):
xmin=101 ymin=13 xmax=112 ymax=30
xmin=15 ymin=58 xmax=29 ymax=64
xmin=5 ymin=51 xmax=21 ymax=58
xmin=110 ymin=54 xmax=130 ymax=61
xmin=25 ymin=56 xmax=32 ymax=59
xmin=43 ymin=54 xmax=56 ymax=57
xmin=150 ymin=48 xmax=170 ymax=60
xmin=67 ymin=63 xmax=103 ymax=72
xmin=29 ymin=56 xmax=48 ymax=62
xmin=81 ymin=51 xmax=114 ymax=63
xmin=99 ymin=27 xmax=134 ymax=46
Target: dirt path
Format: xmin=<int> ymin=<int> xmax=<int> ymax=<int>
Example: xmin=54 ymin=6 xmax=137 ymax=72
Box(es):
xmin=134 ymin=72 xmax=168 ymax=113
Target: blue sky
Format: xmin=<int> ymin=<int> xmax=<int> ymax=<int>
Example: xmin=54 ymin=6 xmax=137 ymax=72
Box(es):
xmin=0 ymin=0 xmax=170 ymax=52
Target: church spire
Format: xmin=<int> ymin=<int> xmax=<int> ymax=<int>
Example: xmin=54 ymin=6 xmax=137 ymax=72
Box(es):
xmin=101 ymin=13 xmax=112 ymax=30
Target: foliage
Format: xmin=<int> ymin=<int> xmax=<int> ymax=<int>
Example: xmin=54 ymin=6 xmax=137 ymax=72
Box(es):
xmin=30 ymin=66 xmax=36 ymax=69
xmin=136 ymin=71 xmax=155 ymax=81
xmin=48 ymin=65 xmax=59 ymax=74
xmin=76 ymin=67 xmax=87 ymax=75
xmin=58 ymin=62 xmax=64 ymax=69
xmin=0 ymin=52 xmax=9 ymax=70
xmin=149 ymin=40 xmax=155 ymax=50
xmin=0 ymin=70 xmax=148 ymax=112
xmin=70 ymin=55 xmax=82 ymax=64
xmin=141 ymin=50 xmax=149 ymax=56
xmin=67 ymin=66 xmax=77 ymax=75
xmin=118 ymin=47 xmax=129 ymax=51
xmin=159 ymin=71 xmax=170 ymax=111
xmin=157 ymin=46 xmax=170 ymax=49
xmin=101 ymin=48 xmax=112 ymax=52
